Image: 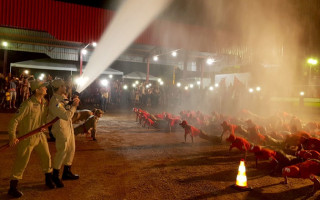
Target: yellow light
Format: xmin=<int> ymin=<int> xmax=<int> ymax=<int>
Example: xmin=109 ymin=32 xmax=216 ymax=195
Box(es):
xmin=308 ymin=58 xmax=318 ymax=65
xmin=2 ymin=41 xmax=8 ymax=47
xmin=256 ymin=86 xmax=261 ymax=91
xmin=135 ymin=80 xmax=139 ymax=84
xmin=24 ymin=70 xmax=29 ymax=74
xmin=300 ymin=91 xmax=304 ymax=96
xmin=184 ymin=86 xmax=188 ymax=90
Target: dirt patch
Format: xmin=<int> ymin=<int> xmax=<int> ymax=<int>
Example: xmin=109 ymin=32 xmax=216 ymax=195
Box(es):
xmin=0 ymin=112 xmax=319 ymax=200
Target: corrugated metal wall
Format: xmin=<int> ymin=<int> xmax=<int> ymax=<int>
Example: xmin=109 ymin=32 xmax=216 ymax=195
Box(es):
xmin=0 ymin=0 xmax=112 ymax=43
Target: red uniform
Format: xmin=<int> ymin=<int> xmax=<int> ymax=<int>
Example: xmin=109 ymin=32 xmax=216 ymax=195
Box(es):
xmin=282 ymin=160 xmax=320 ymax=179
xmin=227 ymin=134 xmax=252 ymax=152
xmin=184 ymin=125 xmax=201 ymax=137
xmin=301 ymin=138 xmax=320 ymax=152
xmin=296 ymin=150 xmax=320 ymax=160
xmin=251 ymin=146 xmax=276 ymax=161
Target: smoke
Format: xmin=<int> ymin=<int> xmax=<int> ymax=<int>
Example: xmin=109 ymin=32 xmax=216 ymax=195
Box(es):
xmin=77 ymin=0 xmax=173 ymax=93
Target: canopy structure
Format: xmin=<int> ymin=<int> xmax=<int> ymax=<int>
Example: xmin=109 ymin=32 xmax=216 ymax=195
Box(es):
xmin=10 ymin=58 xmax=123 ymax=75
xmin=123 ymin=71 xmax=159 ymax=81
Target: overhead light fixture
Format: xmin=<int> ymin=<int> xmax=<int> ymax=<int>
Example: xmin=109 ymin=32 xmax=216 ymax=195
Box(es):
xmin=189 ymin=84 xmax=194 ymax=88
xmin=249 ymin=88 xmax=254 ymax=93
xmin=256 ymin=86 xmax=261 ymax=91
xmin=153 ymin=56 xmax=158 ymax=61
xmin=109 ymin=74 xmax=113 ymax=78
xmin=215 ymin=83 xmax=219 ymax=87
xmin=2 ymin=41 xmax=8 ymax=47
xmin=300 ymin=91 xmax=304 ymax=96
xmin=171 ymin=51 xmax=177 ymax=57
xmin=123 ymin=85 xmax=128 ymax=90
xmin=209 ymin=86 xmax=214 ymax=91
xmin=81 ymin=49 xmax=87 ymax=55
xmin=92 ymin=42 xmax=97 ymax=47
xmin=177 ymin=82 xmax=181 ymax=87
xmin=24 ymin=70 xmax=29 ymax=74
xmin=100 ymin=79 xmax=109 ymax=86
xmin=197 ymin=81 xmax=201 ymax=85
xmin=206 ymin=58 xmax=215 ymax=65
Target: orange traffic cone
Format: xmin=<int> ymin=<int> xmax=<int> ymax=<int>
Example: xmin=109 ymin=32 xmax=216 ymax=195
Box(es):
xmin=231 ymin=159 xmax=253 ymax=191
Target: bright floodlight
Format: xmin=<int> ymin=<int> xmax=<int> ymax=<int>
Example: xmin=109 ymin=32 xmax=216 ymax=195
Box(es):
xmin=153 ymin=56 xmax=158 ymax=61
xmin=75 ymin=77 xmax=89 ymax=86
xmin=39 ymin=76 xmax=44 ymax=81
xmin=249 ymin=88 xmax=254 ymax=93
xmin=24 ymin=70 xmax=29 ymax=74
xmin=308 ymin=58 xmax=318 ymax=65
xmin=40 ymin=73 xmax=45 ymax=77
xmin=132 ymin=83 xmax=136 ymax=87
xmin=184 ymin=86 xmax=188 ymax=90
xmin=197 ymin=81 xmax=201 ymax=85
xmin=92 ymin=42 xmax=97 ymax=47
xmin=158 ymin=78 xmax=162 ymax=82
xmin=209 ymin=86 xmax=214 ymax=91
xmin=171 ymin=51 xmax=177 ymax=57
xmin=109 ymin=74 xmax=113 ymax=78
xmin=146 ymin=85 xmax=149 ymax=88
xmin=123 ymin=85 xmax=128 ymax=90
xmin=206 ymin=58 xmax=214 ymax=65
xmin=148 ymin=83 xmax=152 ymax=86
xmin=300 ymin=91 xmax=305 ymax=96
xmin=100 ymin=79 xmax=109 ymax=86
xmin=256 ymin=86 xmax=261 ymax=91
xmin=215 ymin=83 xmax=219 ymax=87
xmin=160 ymin=81 xmax=164 ymax=85
xmin=135 ymin=80 xmax=139 ymax=84
xmin=81 ymin=49 xmax=88 ymax=55
xmin=190 ymin=84 xmax=194 ymax=88
xmin=2 ymin=41 xmax=8 ymax=47
xmin=177 ymin=82 xmax=181 ymax=87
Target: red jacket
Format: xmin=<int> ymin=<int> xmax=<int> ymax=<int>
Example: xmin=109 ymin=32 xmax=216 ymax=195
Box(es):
xmin=184 ymin=125 xmax=201 ymax=137
xmin=251 ymin=145 xmax=276 ymax=161
xmin=301 ymin=138 xmax=320 ymax=152
xmin=227 ymin=134 xmax=251 ymax=152
xmin=296 ymin=150 xmax=320 ymax=160
xmin=282 ymin=160 xmax=320 ymax=178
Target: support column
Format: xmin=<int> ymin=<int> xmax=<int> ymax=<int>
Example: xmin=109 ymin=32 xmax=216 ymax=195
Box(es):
xmin=146 ymin=57 xmax=150 ymax=83
xmin=3 ymin=49 xmax=7 ymax=75
xmin=79 ymin=50 xmax=83 ymax=76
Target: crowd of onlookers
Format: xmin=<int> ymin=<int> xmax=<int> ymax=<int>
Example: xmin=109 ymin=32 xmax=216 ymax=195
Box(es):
xmin=0 ymin=71 xmax=262 ymax=114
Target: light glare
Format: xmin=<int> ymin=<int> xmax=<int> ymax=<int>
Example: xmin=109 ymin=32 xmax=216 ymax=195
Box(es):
xmin=171 ymin=51 xmax=177 ymax=57
xmin=153 ymin=56 xmax=158 ymax=61
xmin=206 ymin=58 xmax=214 ymax=65
xmin=2 ymin=41 xmax=8 ymax=47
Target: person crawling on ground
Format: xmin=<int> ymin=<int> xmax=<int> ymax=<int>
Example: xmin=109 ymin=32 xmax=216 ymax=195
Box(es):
xmin=74 ymin=109 xmax=103 ymax=141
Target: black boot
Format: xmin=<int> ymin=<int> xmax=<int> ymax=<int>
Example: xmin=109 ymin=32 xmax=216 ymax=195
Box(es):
xmin=8 ymin=180 xmax=23 ymax=198
xmin=52 ymin=169 xmax=64 ymax=188
xmin=45 ymin=173 xmax=56 ymax=189
xmin=62 ymin=165 xmax=79 ymax=180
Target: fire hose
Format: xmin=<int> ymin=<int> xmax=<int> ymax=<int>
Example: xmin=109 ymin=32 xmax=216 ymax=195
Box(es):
xmin=0 ymin=117 xmax=59 ymax=151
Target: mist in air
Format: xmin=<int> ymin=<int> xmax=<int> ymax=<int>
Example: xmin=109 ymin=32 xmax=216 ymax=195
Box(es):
xmin=77 ymin=0 xmax=173 ymax=93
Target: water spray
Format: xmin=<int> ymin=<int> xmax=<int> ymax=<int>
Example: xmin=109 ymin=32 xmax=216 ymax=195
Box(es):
xmin=76 ymin=0 xmax=173 ymax=93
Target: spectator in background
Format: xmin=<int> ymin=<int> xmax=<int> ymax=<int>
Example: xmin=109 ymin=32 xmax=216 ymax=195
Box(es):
xmin=20 ymin=77 xmax=29 ymax=102
xmin=9 ymin=77 xmax=17 ymax=109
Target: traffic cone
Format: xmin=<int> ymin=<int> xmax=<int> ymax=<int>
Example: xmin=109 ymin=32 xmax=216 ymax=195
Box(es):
xmin=231 ymin=159 xmax=253 ymax=191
